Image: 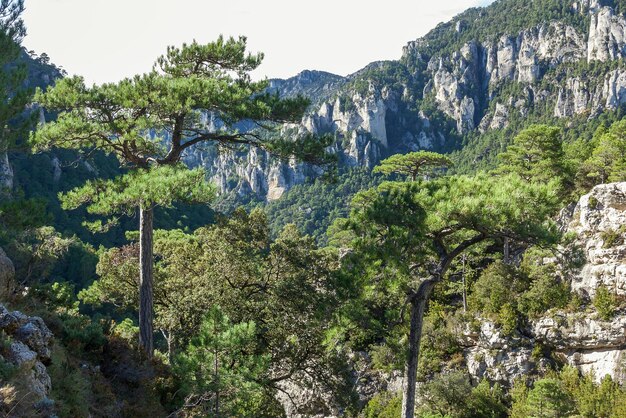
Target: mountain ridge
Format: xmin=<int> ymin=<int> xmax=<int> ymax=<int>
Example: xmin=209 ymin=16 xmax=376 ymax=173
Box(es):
xmin=197 ymin=0 xmax=626 ymax=205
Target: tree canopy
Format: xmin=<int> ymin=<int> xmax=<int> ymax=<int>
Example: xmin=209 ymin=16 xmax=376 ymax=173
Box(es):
xmin=31 ymin=36 xmax=330 ymax=168
xmin=373 ymin=151 xmax=453 ymax=181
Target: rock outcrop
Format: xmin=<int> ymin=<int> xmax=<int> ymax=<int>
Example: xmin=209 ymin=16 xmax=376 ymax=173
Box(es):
xmin=464 ymin=322 xmax=540 ymax=385
xmin=15 ymin=1 xmax=626 ymax=204
xmin=588 ymin=5 xmax=626 ymax=62
xmin=568 ymin=182 xmax=626 ymax=298
xmin=465 ymin=182 xmax=626 ymax=386
xmin=0 ymin=304 xmax=54 ymax=405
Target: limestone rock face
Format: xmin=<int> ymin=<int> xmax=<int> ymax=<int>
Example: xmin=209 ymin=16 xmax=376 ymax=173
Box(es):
xmin=555 ymin=78 xmax=590 ymax=117
xmin=176 ymin=3 xmax=626 ymax=203
xmin=0 ymin=304 xmax=54 ymax=403
xmin=464 ymin=322 xmax=538 ymax=385
xmin=533 ymin=314 xmax=626 ymax=351
xmin=458 ymin=183 xmax=626 ymax=387
xmin=0 ymin=305 xmax=53 ymax=362
xmin=588 ymin=6 xmax=626 ymax=62
xmin=567 ymin=182 xmax=626 ymax=298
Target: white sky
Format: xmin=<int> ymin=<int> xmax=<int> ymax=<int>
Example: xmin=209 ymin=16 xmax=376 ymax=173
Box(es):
xmin=22 ymin=0 xmax=495 ymax=85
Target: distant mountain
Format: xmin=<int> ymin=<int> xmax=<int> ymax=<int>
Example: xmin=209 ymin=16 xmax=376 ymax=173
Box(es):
xmin=268 ymin=70 xmax=346 ymax=102
xmin=192 ymin=0 xmax=626 ymax=203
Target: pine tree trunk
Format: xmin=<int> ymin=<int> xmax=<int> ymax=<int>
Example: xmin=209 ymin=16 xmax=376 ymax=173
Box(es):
xmin=139 ymin=205 xmax=154 ymax=358
xmin=401 ymin=279 xmax=436 ymax=418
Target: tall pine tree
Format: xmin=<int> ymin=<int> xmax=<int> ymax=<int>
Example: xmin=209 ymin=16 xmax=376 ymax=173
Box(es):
xmin=32 ymin=36 xmax=330 ymax=357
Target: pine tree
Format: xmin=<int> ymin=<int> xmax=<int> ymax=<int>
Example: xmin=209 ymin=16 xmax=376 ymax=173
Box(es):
xmin=495 ymin=125 xmax=567 ymax=186
xmin=342 ymin=173 xmax=561 ymax=418
xmin=373 ymin=151 xmax=452 ymax=181
xmin=32 ymin=36 xmax=331 ymax=357
xmin=174 ymin=305 xmax=269 ymax=417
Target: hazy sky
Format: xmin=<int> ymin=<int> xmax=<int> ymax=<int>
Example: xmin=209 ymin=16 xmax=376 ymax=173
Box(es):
xmin=22 ymin=0 xmax=495 ymax=85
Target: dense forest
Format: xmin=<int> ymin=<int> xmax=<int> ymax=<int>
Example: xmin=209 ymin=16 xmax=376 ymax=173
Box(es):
xmin=2 ymin=0 xmax=626 ymax=417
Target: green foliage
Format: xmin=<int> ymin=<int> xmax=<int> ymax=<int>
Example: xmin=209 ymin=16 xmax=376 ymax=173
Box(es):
xmin=594 ymin=285 xmax=617 ymax=321
xmin=526 ymin=378 xmax=574 ymax=417
xmin=361 ymin=391 xmax=402 ymax=418
xmin=81 ymin=209 xmax=351 ymax=406
xmin=31 ymin=281 xmax=80 ymax=311
xmin=0 ymin=331 xmax=17 ymax=381
xmin=600 ymin=224 xmax=626 ymax=249
xmin=465 ymin=380 xmax=508 ymax=418
xmin=0 ymin=0 xmax=32 ymax=161
xmin=417 ymin=371 xmax=473 ymax=417
xmin=333 ymin=172 xmax=560 ymax=371
xmin=174 ymin=305 xmax=269 ymax=417
xmin=31 ymin=35 xmax=331 ymax=357
xmin=497 ymin=303 xmax=518 ymax=336
xmin=56 ymin=313 xmax=107 ymax=353
xmin=264 ymin=167 xmax=381 ymax=245
xmin=373 ymin=151 xmax=453 ymax=181
xmin=48 ymin=355 xmax=92 ymax=418
xmin=470 ymin=247 xmax=571 ymax=330
xmin=518 ymin=273 xmax=571 ymax=318
xmin=518 ymin=248 xmax=571 ymax=318
xmin=2 ymin=226 xmax=76 ymax=284
xmin=31 ymin=36 xmax=322 ymax=168
xmin=60 ymin=165 xmax=215 ymax=231
xmin=0 ymin=197 xmax=48 ymax=232
xmin=111 ymin=318 xmax=139 ymax=347
xmin=494 ymin=125 xmax=568 ymax=188
xmin=580 ymin=120 xmax=626 ymax=185
xmin=510 ymin=367 xmax=626 ymax=418
xmin=469 ymin=261 xmax=523 ymax=316
xmin=415 ymin=372 xmax=507 ymax=418
xmin=418 ymin=303 xmax=463 ymax=378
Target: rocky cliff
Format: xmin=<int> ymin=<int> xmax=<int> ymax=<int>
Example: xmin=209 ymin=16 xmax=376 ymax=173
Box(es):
xmin=196 ymin=1 xmax=626 ymax=202
xmin=467 ymin=182 xmax=626 ymax=386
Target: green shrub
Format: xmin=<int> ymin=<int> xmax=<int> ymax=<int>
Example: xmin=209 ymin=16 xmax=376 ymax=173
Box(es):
xmin=58 ymin=313 xmax=107 ymax=352
xmin=526 ymin=378 xmax=574 ymax=417
xmin=519 ymin=275 xmax=570 ymax=318
xmin=418 ymin=305 xmax=461 ymax=378
xmin=469 ymin=261 xmax=522 ymax=315
xmin=31 ymin=281 xmax=80 ymax=312
xmin=497 ymin=303 xmax=518 ymax=336
xmin=111 ymin=318 xmax=139 ymax=347
xmin=600 ymin=225 xmax=626 ymax=249
xmin=361 ymin=391 xmax=402 ymax=418
xmin=49 ymin=359 xmax=91 ymax=417
xmin=593 ymin=285 xmax=617 ymax=320
xmin=464 ymin=380 xmax=507 ymax=418
xmin=0 ymin=331 xmax=16 ymax=381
